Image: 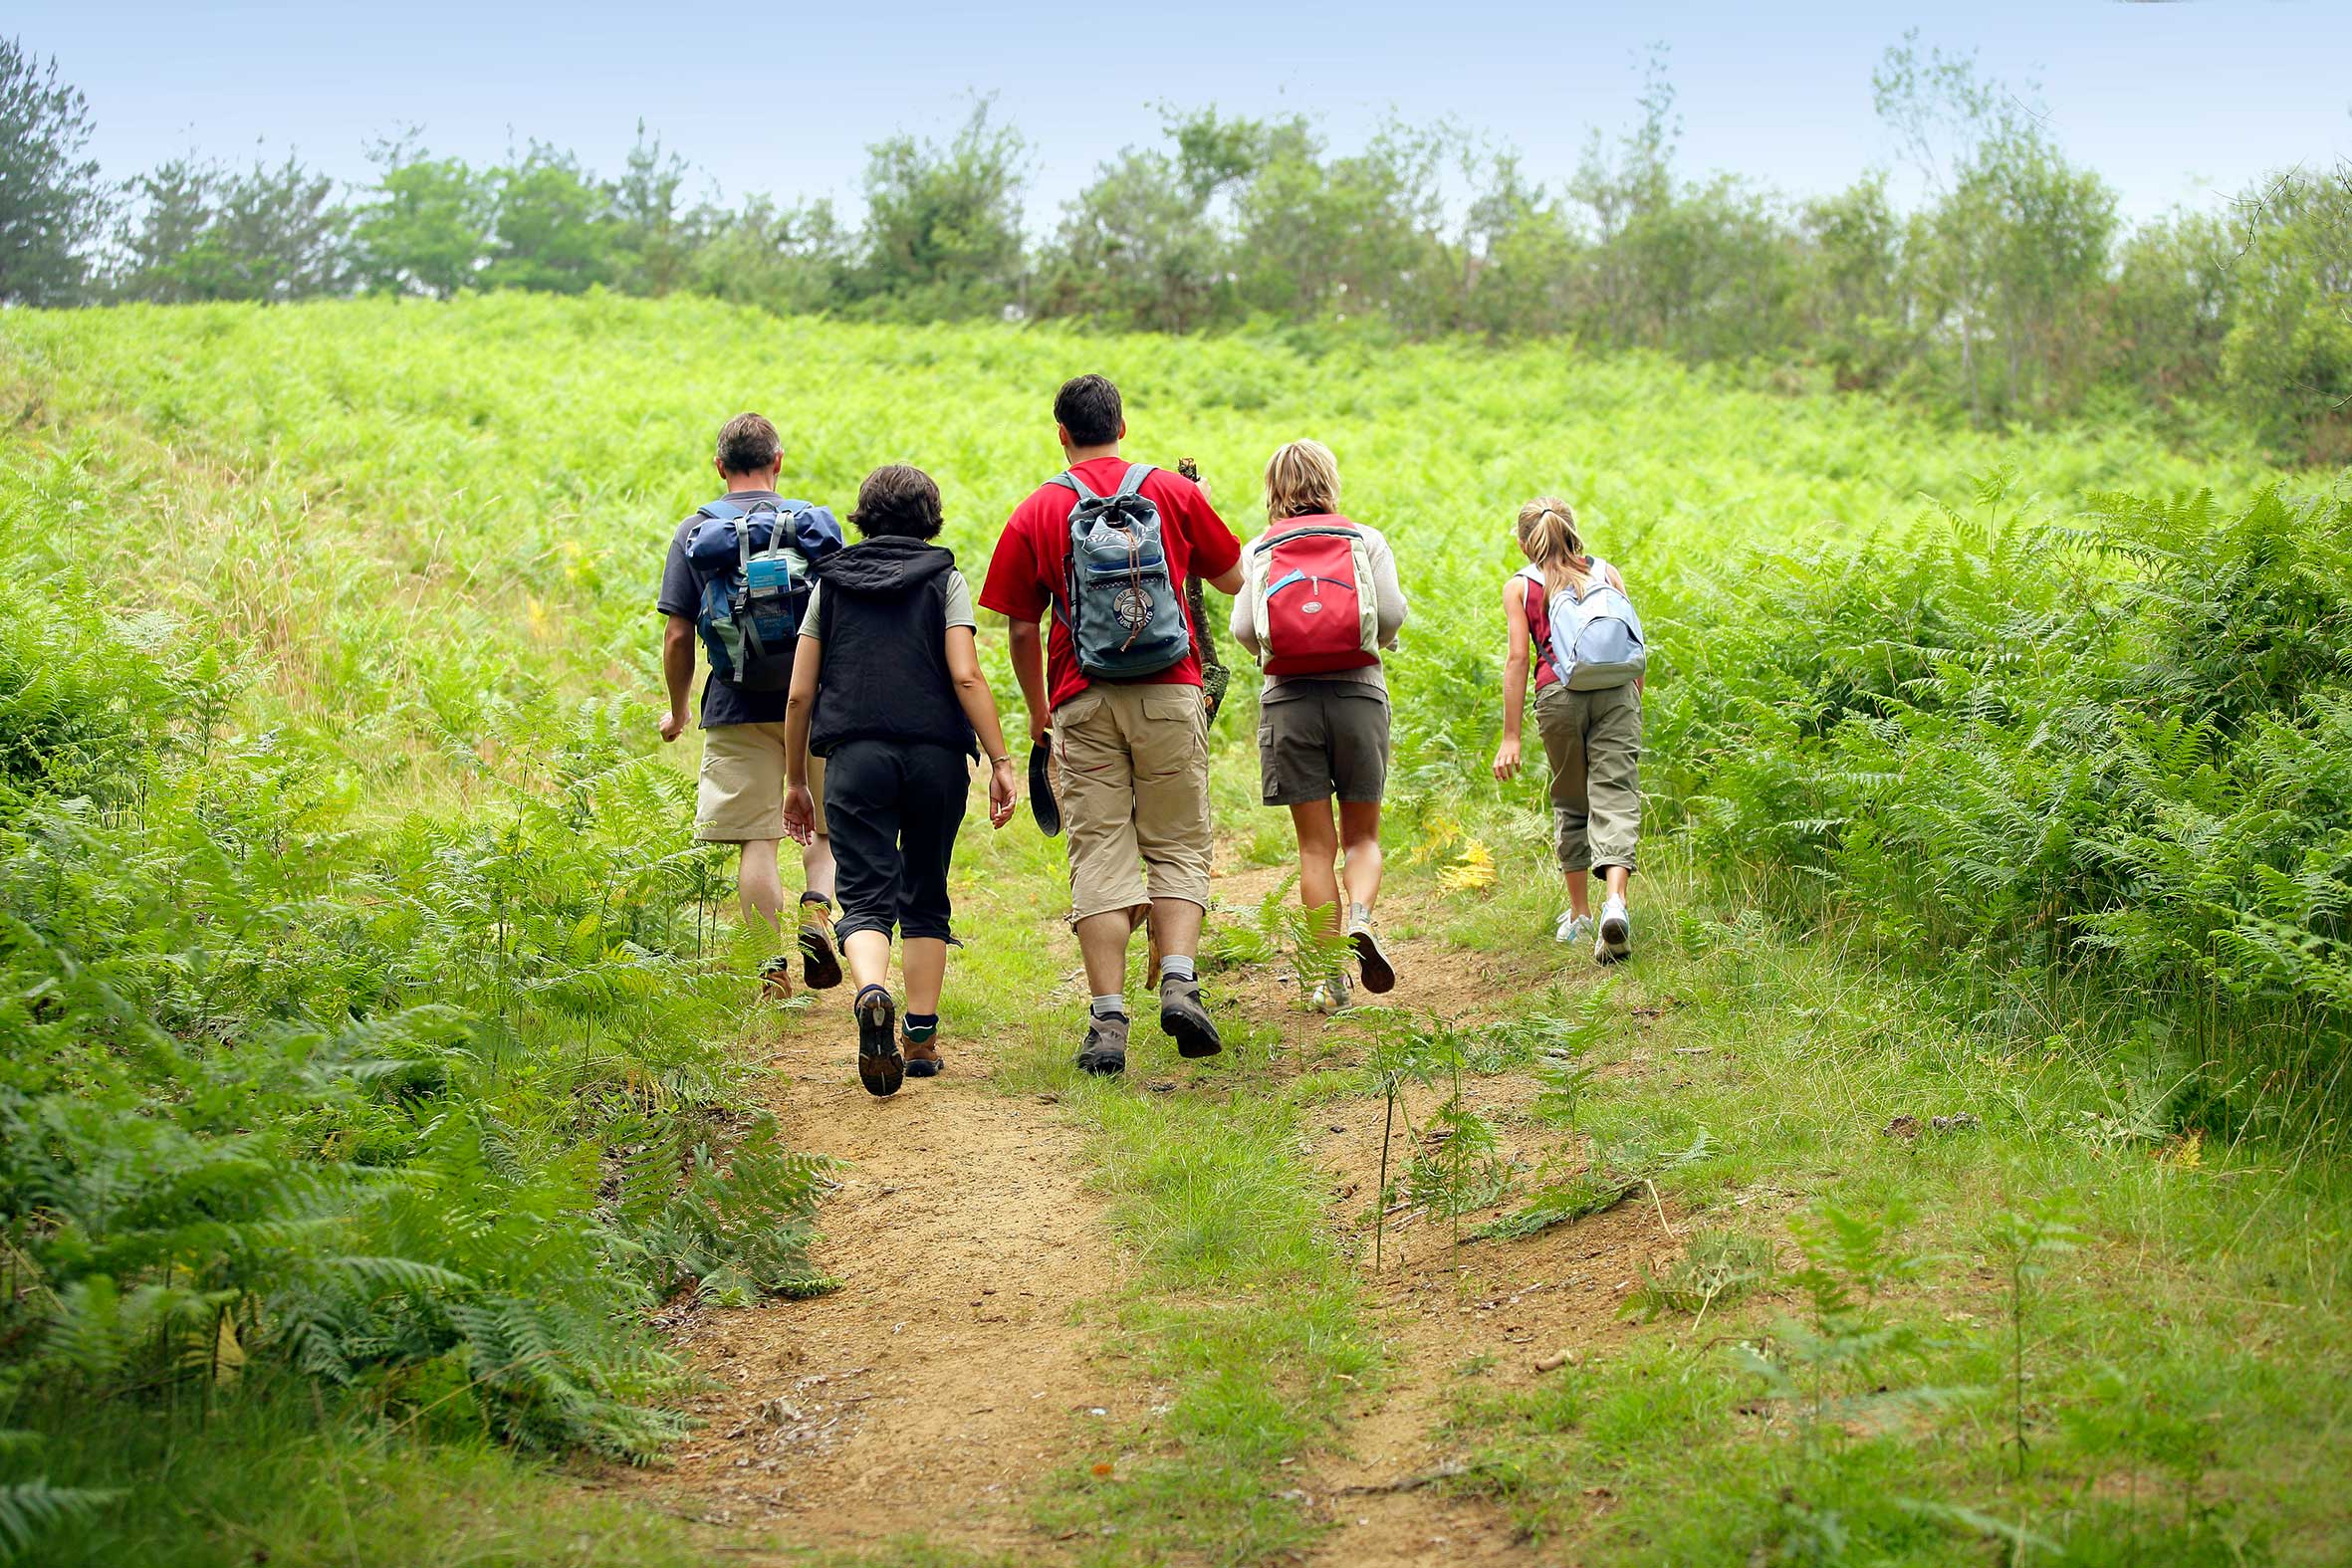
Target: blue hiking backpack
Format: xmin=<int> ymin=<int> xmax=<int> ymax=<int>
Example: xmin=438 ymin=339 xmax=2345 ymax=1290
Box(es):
xmin=684 ymin=498 xmax=844 ymax=690
xmin=1049 ymin=462 xmax=1191 ymax=681
xmin=1540 ymin=558 xmax=1647 ymax=691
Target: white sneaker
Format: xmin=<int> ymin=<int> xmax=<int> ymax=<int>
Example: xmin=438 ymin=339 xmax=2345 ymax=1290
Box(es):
xmin=1595 ymin=898 xmax=1632 ymax=964
xmin=1310 ymin=968 xmax=1352 ymax=1013
xmin=1555 ymin=910 xmax=1594 ymax=946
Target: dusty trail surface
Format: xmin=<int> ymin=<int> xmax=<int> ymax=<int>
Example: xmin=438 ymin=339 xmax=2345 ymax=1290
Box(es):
xmin=626 ymin=854 xmax=1667 ymax=1566
xmin=623 ymin=1002 xmax=1122 ymax=1556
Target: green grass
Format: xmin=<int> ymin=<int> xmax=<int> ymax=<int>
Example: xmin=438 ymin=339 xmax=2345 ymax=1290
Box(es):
xmin=1 ymin=296 xmax=2343 ymax=1565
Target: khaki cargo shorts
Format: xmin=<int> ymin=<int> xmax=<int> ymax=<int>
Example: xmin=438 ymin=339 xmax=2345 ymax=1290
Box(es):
xmin=1052 ymin=683 xmax=1213 ymax=922
xmin=694 ymin=721 xmax=826 ymax=842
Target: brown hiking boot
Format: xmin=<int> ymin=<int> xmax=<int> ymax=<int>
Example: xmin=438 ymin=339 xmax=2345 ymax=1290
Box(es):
xmin=903 ymin=1028 xmax=944 ymax=1078
xmin=1158 ymin=975 xmax=1222 ymax=1059
xmin=800 ymin=904 xmax=842 ymax=991
xmin=1075 ymin=1009 xmax=1128 ymax=1076
xmin=759 ymin=955 xmax=794 ymax=1002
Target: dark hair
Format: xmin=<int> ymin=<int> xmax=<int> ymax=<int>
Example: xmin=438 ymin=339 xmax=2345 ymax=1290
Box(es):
xmin=848 ymin=464 xmax=944 ymax=540
xmin=1053 ymin=373 xmax=1123 ymax=447
xmin=715 ymin=412 xmax=782 ymax=476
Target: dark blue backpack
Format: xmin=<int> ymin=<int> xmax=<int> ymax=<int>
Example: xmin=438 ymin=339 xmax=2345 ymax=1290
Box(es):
xmin=684 ymin=498 xmax=843 ymax=690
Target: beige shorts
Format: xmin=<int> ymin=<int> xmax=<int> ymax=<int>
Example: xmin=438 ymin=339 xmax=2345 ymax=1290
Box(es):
xmin=1052 ymin=683 xmax=1213 ymax=922
xmin=1534 ymin=681 xmax=1640 ymax=873
xmin=694 ymin=722 xmax=826 ymax=842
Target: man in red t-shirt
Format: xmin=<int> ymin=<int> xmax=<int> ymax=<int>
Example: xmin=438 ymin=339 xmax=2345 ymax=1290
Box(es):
xmin=980 ymin=373 xmax=1244 ymax=1075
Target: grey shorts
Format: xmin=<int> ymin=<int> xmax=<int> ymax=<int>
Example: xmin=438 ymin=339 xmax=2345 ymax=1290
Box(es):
xmin=1257 ymin=681 xmax=1391 ymax=805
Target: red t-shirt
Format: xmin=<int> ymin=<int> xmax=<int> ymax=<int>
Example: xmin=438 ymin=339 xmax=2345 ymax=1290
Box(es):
xmin=979 ymin=457 xmax=1244 ymax=711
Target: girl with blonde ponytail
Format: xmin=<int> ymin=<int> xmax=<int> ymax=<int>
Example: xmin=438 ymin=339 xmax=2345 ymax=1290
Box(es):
xmin=1494 ymin=497 xmax=1642 ymax=963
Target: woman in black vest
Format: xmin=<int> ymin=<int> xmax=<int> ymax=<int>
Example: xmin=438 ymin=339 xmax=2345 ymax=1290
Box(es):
xmin=783 ymin=465 xmax=1020 ymax=1096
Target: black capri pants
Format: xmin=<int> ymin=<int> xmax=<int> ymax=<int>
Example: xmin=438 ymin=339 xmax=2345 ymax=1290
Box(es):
xmin=822 ymin=739 xmax=969 ymax=945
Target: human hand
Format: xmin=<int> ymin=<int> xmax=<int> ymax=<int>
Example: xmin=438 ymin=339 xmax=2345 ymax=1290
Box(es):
xmin=1492 ymin=736 xmax=1522 ymax=783
xmin=659 ymin=709 xmax=688 ymax=743
xmin=1028 ymin=712 xmax=1050 ymax=746
xmin=782 ymin=784 xmax=817 ymax=845
xmin=988 ymin=758 xmax=1020 ymax=828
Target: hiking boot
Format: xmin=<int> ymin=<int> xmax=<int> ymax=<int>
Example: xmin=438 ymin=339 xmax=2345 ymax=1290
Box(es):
xmin=758 ymin=955 xmax=794 ymax=1002
xmin=1076 ymin=1009 xmax=1129 ymax=1076
xmin=902 ymin=1018 xmax=943 ymax=1078
xmin=1595 ymin=898 xmax=1632 ymax=965
xmin=854 ymin=986 xmax=903 ymax=1097
xmin=799 ymin=909 xmax=842 ymax=991
xmin=1349 ymin=921 xmax=1396 ymax=995
xmin=1158 ymin=975 xmax=1223 ymax=1059
xmin=1554 ymin=910 xmax=1593 ymax=947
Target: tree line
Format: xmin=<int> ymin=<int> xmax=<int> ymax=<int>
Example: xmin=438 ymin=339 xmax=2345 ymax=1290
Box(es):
xmin=3 ymin=33 xmax=2346 ymax=459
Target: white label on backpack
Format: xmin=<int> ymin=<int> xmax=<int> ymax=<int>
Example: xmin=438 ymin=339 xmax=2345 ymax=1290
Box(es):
xmin=1113 ymin=585 xmax=1153 ymax=633
xmin=1302 ymin=600 xmax=1322 ymax=613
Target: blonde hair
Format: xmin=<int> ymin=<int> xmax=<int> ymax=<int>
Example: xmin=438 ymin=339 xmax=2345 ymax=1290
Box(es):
xmin=1265 ymin=439 xmax=1340 ymax=521
xmin=1515 ymin=496 xmax=1591 ymax=597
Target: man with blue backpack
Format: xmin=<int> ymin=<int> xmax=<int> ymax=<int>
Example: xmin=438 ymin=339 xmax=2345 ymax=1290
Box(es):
xmin=656 ymin=412 xmax=848 ymax=998
xmin=980 ymin=374 xmax=1245 ymax=1075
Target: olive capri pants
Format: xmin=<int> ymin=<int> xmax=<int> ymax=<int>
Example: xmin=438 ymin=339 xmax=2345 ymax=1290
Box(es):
xmin=1533 ymin=681 xmax=1641 ymax=874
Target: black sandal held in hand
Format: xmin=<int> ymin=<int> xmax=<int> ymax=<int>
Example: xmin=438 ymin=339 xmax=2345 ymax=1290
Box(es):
xmin=854 ymin=986 xmax=903 ymax=1097
xmin=1030 ymin=731 xmax=1060 ymax=836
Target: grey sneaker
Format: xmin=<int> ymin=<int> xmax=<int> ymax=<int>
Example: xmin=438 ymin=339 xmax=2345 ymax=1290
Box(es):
xmin=1349 ymin=922 xmax=1396 ymax=995
xmin=1310 ymin=966 xmax=1353 ymax=1014
xmin=1596 ymin=898 xmax=1632 ymax=964
xmin=1076 ymin=1010 xmax=1129 ymax=1075
xmin=1158 ymin=975 xmax=1223 ymax=1059
xmin=1555 ymin=911 xmax=1593 ymax=946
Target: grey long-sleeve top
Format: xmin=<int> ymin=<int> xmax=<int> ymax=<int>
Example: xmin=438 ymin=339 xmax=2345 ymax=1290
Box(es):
xmin=1229 ymin=519 xmax=1410 ymax=702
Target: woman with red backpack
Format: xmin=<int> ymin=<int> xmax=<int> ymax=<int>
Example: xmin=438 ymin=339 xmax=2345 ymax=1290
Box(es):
xmin=1230 ymin=440 xmax=1410 ymax=1010
xmin=1491 ymin=496 xmax=1644 ymax=964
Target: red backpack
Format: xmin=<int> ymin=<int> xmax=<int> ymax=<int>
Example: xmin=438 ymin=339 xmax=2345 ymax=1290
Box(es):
xmin=1249 ymin=515 xmax=1380 ymax=676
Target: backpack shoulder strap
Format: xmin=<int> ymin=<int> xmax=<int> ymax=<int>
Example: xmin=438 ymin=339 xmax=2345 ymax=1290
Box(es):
xmin=1050 ymin=470 xmax=1103 ymax=505
xmin=1115 ymin=462 xmax=1155 ymax=499
xmin=698 ymin=499 xmax=745 ymax=521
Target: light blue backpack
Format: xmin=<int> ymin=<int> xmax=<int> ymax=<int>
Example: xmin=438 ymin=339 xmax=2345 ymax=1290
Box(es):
xmin=1542 ymin=559 xmax=1647 ymax=691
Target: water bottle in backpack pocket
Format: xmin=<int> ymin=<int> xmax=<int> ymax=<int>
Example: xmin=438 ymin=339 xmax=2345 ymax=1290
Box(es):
xmin=1251 ymin=516 xmax=1381 ymax=677
xmin=685 ymin=498 xmax=843 ymax=690
xmin=1052 ymin=462 xmax=1191 ymax=680
xmin=1542 ymin=559 xmax=1646 ymax=690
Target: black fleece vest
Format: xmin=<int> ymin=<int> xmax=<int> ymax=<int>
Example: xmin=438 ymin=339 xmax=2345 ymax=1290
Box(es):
xmin=808 ymin=542 xmax=978 ymax=760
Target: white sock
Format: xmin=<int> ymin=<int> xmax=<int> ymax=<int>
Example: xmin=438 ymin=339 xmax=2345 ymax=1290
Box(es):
xmin=1159 ymin=956 xmax=1196 ymax=984
xmin=1090 ymin=994 xmax=1128 ymax=1018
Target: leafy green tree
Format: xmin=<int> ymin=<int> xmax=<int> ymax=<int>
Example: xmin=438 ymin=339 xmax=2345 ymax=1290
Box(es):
xmin=851 ymin=100 xmax=1028 ymax=317
xmin=483 ymin=143 xmax=611 ymax=293
xmin=352 ymin=136 xmax=491 ymax=298
xmin=2222 ymin=165 xmax=2352 ymax=461
xmin=611 ymin=122 xmax=704 ymax=297
xmin=691 ymin=195 xmax=848 ymax=316
xmin=1798 ymin=174 xmax=1913 ymax=388
xmin=117 ymin=151 xmax=348 ymax=303
xmin=0 ymin=36 xmax=107 ymax=305
xmin=2106 ymin=208 xmax=2236 ymax=402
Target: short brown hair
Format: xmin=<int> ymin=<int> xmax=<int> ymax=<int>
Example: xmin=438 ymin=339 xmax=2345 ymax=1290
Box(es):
xmin=1053 ymin=374 xmax=1122 ymax=447
xmin=1265 ymin=439 xmax=1340 ymax=521
xmin=715 ymin=412 xmax=782 ymax=476
xmin=848 ymin=464 xmax=944 ymax=540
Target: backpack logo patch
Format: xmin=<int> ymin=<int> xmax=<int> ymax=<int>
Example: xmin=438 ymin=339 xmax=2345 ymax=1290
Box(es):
xmin=1112 ymin=584 xmax=1155 ymax=635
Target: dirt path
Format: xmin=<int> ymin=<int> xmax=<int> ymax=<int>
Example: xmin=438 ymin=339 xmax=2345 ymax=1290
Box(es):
xmin=624 ymin=855 xmax=1670 ymax=1565
xmin=623 ymin=1001 xmax=1121 ymax=1557
xmin=1212 ymin=862 xmax=1672 ymax=1567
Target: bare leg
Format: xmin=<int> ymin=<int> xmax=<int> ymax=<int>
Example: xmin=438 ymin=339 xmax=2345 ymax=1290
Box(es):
xmin=1564 ymin=867 xmax=1592 ymax=922
xmin=1337 ymin=800 xmax=1383 ymax=918
xmin=1603 ymin=864 xmax=1631 ymax=905
xmin=1148 ymin=897 xmax=1205 ymax=961
xmin=902 ymin=938 xmax=948 ymax=1015
xmin=738 ymin=839 xmax=786 ymax=942
xmin=801 ymin=833 xmax=837 ymax=908
xmin=843 ymin=929 xmax=891 ymax=992
xmin=1076 ymin=908 xmax=1140 ymax=997
xmin=1290 ymin=801 xmax=1340 ymax=920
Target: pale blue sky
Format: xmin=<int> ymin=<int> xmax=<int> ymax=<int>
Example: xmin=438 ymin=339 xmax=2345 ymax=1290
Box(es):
xmin=18 ymin=2 xmax=2352 ymax=227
